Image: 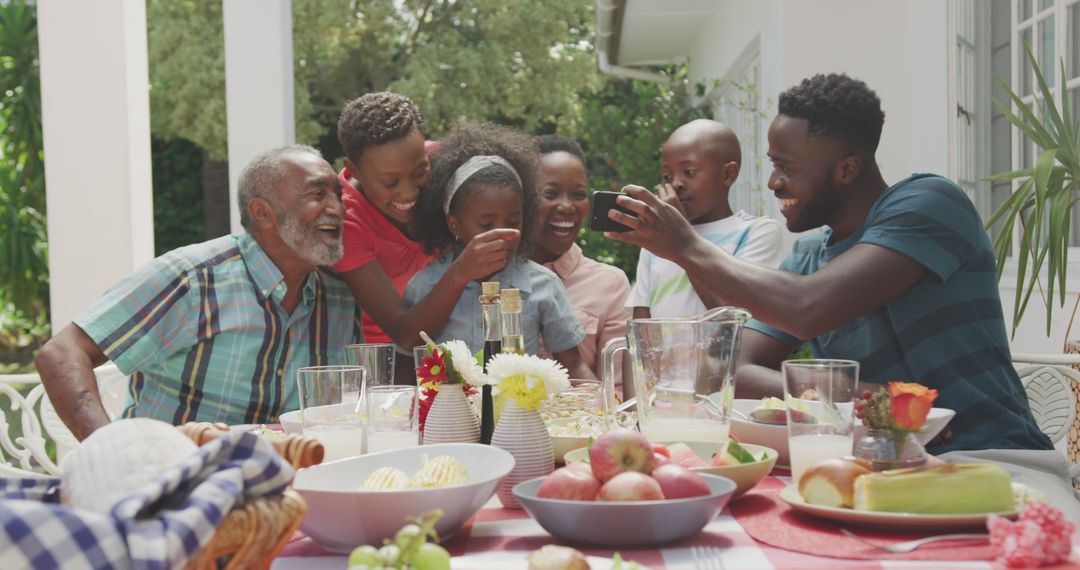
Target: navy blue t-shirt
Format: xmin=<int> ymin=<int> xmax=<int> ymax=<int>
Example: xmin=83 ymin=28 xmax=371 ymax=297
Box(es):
xmin=748 ymin=174 xmax=1052 ymax=453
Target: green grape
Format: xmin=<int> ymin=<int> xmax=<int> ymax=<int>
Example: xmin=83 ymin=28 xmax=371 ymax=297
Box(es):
xmin=378 ymin=544 xmax=401 ymax=566
xmin=348 ymin=545 xmax=382 ymax=568
xmin=411 ymin=543 xmax=451 ymax=570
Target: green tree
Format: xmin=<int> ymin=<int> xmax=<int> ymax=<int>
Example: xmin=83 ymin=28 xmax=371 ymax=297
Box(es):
xmin=147 ymin=0 xmax=597 ymax=156
xmin=0 ymin=0 xmax=49 ymax=359
xmin=572 ymin=70 xmax=711 ymax=279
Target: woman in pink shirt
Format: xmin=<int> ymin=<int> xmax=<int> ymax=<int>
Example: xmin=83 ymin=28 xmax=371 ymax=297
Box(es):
xmin=529 ymin=135 xmax=631 ymax=377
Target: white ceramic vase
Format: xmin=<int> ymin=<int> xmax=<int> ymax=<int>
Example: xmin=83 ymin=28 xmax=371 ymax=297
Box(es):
xmin=423 ymin=384 xmax=480 ymax=445
xmin=491 ymin=397 xmax=554 ymax=509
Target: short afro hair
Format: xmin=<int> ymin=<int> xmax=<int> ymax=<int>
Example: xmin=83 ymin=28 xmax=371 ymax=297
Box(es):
xmin=337 ymin=91 xmax=426 ymax=163
xmin=413 ymin=122 xmax=539 ymax=258
xmin=778 ymin=73 xmax=884 ymax=154
xmin=535 ymin=134 xmax=587 ymax=169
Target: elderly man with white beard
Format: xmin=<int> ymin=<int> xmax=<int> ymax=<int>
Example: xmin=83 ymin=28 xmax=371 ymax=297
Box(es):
xmin=36 ymin=145 xmax=360 ymax=440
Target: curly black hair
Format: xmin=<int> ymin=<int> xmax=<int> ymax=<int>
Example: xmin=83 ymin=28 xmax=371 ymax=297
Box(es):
xmin=412 ymin=122 xmax=539 ymax=257
xmin=778 ymin=73 xmax=885 ymax=154
xmin=535 ymin=134 xmax=587 ymax=170
xmin=337 ymin=91 xmax=426 ymax=163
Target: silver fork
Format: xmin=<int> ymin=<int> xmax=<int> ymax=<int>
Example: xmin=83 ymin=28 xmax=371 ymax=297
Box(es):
xmin=840 ymin=528 xmax=989 ymax=553
xmin=691 ymin=546 xmax=727 ymax=570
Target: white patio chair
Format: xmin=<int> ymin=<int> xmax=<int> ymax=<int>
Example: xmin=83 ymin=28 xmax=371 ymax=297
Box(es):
xmin=0 ymin=363 xmax=129 ymax=476
xmin=1013 ymin=352 xmax=1080 ymax=496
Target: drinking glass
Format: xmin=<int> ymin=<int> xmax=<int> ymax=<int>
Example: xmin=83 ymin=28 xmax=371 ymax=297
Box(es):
xmin=344 ymin=343 xmax=395 ymax=387
xmin=783 ymin=359 xmax=859 ymax=484
xmin=296 ymin=365 xmax=366 ymax=462
xmin=413 ymin=345 xmax=433 ymax=382
xmin=366 ymin=385 xmax=420 ymax=453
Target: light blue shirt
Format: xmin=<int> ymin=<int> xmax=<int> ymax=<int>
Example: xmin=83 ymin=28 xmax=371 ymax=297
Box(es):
xmin=403 ymin=251 xmax=585 ymax=356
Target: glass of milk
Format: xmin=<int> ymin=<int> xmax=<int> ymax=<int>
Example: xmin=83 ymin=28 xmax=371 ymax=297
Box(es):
xmin=296 ymin=365 xmax=366 ymax=462
xmin=783 ymin=359 xmax=859 ymax=485
xmin=365 ymin=384 xmax=420 ymax=453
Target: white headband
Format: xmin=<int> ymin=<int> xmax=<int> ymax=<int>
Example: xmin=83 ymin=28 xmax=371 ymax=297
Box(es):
xmin=443 ymin=155 xmax=522 ymax=214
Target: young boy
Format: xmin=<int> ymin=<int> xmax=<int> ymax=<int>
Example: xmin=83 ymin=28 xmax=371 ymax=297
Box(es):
xmin=627 ymin=119 xmax=786 ymax=318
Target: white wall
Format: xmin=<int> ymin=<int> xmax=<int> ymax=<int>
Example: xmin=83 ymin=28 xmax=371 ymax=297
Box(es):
xmin=685 ymin=0 xmax=951 ymax=235
xmin=38 ymin=0 xmax=154 ymax=331
xmin=778 ymin=0 xmax=950 ymax=182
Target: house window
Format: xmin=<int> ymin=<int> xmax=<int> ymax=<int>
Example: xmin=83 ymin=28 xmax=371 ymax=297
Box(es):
xmin=708 ymin=42 xmax=769 ymax=217
xmin=952 ymin=0 xmax=1078 ymax=246
xmin=1012 ymin=0 xmax=1080 ymax=244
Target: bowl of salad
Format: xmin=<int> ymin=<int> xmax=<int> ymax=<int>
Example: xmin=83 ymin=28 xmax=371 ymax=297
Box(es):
xmin=546 ymin=413 xmax=635 ymax=463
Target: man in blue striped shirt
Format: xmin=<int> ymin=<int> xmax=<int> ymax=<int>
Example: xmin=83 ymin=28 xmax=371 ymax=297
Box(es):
xmin=606 ymin=73 xmax=1051 ymax=454
xmin=36 ymin=145 xmax=360 ymax=440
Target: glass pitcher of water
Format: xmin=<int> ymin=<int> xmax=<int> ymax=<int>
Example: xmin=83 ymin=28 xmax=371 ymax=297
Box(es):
xmin=601 ymin=308 xmax=751 ymax=456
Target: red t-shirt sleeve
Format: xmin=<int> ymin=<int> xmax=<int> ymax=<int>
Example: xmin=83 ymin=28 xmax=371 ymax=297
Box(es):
xmin=334 ymin=210 xmax=377 ymax=273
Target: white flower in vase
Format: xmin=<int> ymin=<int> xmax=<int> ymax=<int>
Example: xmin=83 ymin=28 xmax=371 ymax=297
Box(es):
xmin=485 ymin=353 xmax=570 ymax=411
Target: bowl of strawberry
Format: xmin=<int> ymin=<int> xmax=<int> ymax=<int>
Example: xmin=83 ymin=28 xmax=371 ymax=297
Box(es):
xmin=512 ymin=428 xmax=738 ymax=546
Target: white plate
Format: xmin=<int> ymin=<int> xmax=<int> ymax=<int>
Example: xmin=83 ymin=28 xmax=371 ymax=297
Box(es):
xmin=451 ymin=552 xmax=621 ymax=569
xmin=778 ymin=484 xmax=1016 ymax=530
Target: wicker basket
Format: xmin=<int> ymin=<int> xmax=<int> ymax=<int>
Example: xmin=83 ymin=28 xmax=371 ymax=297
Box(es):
xmin=177 ymin=422 xmax=324 ymax=570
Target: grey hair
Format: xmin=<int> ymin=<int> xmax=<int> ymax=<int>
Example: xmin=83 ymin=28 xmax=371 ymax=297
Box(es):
xmin=237 ymin=144 xmax=323 ymax=228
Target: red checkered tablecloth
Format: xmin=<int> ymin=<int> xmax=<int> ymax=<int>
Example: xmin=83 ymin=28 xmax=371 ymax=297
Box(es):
xmin=271 ymin=475 xmax=1080 ymax=569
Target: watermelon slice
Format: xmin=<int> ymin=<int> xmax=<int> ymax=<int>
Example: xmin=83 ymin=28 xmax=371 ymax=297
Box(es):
xmin=667 ymin=443 xmax=709 ymax=469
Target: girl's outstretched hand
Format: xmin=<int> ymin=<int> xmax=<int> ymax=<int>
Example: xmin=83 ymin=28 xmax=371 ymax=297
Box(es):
xmin=604 ymin=185 xmax=698 ymax=262
xmin=450 ymin=228 xmax=519 ymax=283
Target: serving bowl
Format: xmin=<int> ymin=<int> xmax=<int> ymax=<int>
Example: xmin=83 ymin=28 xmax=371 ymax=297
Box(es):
xmin=547 ymin=417 xmax=590 ymax=464
xmin=279 ymin=409 xmax=302 ymax=434
xmin=729 ymin=399 xmax=790 ymax=467
xmin=512 ymin=473 xmax=736 ymax=546
xmin=727 ymin=399 xmax=956 ymax=468
xmin=293 ymin=443 xmax=514 ymax=552
xmin=563 ymin=442 xmax=777 ymax=497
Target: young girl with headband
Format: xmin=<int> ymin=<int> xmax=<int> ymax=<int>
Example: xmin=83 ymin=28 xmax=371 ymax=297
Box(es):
xmin=405 ymin=122 xmax=595 ymax=379
xmin=333 ymin=92 xmax=517 ymax=348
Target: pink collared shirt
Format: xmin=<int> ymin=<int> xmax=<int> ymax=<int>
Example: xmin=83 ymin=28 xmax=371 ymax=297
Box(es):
xmin=543 ymin=244 xmax=631 ymax=377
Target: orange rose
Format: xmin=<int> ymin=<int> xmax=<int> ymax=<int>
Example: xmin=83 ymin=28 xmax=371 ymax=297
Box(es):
xmin=888 ymin=381 xmax=938 ymax=430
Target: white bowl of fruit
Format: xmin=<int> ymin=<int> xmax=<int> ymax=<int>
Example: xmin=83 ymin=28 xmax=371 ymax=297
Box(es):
xmin=513 ymin=428 xmax=737 ymax=546
xmin=564 ymin=438 xmax=776 ymax=497
xmin=294 ymin=443 xmax=514 ymax=553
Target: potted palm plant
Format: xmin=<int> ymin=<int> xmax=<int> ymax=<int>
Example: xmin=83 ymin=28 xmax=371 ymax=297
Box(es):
xmin=987 ymin=44 xmax=1080 ymax=344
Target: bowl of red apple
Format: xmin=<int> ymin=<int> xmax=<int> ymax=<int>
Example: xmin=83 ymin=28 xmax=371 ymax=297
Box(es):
xmin=563 ymin=436 xmax=776 ymax=497
xmin=513 ymin=428 xmax=738 ymax=546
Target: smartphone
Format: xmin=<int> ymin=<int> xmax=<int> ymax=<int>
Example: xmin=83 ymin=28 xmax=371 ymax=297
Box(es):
xmin=589 ymin=191 xmax=634 ymax=233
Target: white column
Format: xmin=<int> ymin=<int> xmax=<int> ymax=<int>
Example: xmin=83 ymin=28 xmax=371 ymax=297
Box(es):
xmin=223 ymin=0 xmax=295 ymax=234
xmin=38 ymin=0 xmax=154 ymax=331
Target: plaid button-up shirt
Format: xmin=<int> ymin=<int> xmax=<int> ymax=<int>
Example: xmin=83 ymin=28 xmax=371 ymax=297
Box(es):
xmin=75 ymin=233 xmax=361 ymax=425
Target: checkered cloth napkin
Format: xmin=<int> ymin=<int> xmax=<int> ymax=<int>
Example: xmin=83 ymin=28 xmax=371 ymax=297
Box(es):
xmin=0 ymin=430 xmax=294 ymax=570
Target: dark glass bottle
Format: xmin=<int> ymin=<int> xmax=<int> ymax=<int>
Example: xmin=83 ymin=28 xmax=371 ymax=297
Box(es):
xmin=479 ymin=281 xmax=501 ymax=444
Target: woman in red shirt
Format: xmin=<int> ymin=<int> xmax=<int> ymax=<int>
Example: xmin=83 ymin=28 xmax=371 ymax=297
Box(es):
xmin=334 ymin=92 xmax=517 ymax=346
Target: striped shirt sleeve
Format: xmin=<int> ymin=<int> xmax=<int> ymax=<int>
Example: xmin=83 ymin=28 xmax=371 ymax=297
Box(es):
xmin=74 ymin=253 xmax=198 ymax=375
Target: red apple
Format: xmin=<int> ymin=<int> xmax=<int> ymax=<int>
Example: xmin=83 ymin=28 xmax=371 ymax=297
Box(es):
xmin=651 ymin=443 xmax=671 ymax=458
xmin=564 ymin=461 xmax=593 ymax=476
xmin=597 ymin=472 xmax=664 ymax=501
xmin=589 ymin=427 xmax=656 ymax=482
xmin=537 ymin=466 xmax=601 ymax=501
xmin=651 ymin=464 xmax=711 ymax=499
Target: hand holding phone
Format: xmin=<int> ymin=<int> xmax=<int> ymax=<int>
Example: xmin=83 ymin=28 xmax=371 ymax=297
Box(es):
xmin=589 ymin=191 xmax=634 ymax=233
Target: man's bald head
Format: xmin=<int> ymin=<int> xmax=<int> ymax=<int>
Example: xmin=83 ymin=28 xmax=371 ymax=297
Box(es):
xmin=666 ymin=119 xmax=742 ymax=166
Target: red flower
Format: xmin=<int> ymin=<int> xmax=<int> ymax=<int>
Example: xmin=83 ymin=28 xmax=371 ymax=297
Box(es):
xmin=416 ymin=347 xmax=448 ymax=384
xmin=888 ymin=382 xmax=938 ymax=431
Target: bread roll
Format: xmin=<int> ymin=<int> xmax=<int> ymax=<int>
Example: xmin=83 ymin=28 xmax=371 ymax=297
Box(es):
xmin=798 ymin=458 xmax=870 ymax=508
xmin=527 ymin=545 xmax=591 ymax=570
xmin=61 ymin=418 xmax=199 ymax=513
